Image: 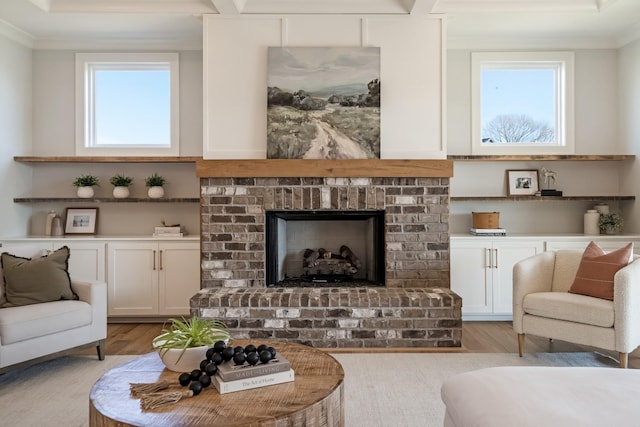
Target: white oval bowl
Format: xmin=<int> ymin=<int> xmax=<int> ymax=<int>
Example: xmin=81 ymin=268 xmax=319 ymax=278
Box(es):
xmin=155 ymin=345 xmax=209 ymax=373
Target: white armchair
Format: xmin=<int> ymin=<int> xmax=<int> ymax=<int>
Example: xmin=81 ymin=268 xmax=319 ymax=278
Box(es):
xmin=0 ymin=243 xmax=107 ymax=372
xmin=513 ymin=249 xmax=640 ymax=368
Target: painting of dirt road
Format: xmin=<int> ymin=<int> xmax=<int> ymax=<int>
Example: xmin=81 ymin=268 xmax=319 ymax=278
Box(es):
xmin=267 ymin=47 xmax=380 ymax=159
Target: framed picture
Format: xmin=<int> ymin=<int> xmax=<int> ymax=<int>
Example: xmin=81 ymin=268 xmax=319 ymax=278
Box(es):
xmin=64 ymin=208 xmax=98 ymax=235
xmin=506 ymin=170 xmax=539 ymax=196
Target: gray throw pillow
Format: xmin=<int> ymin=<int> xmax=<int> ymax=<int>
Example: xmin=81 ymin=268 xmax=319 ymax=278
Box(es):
xmin=1 ymin=246 xmax=78 ymax=307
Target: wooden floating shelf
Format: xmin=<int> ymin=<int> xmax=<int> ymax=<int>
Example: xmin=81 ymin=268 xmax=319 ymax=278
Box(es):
xmin=448 ymin=155 xmax=635 ymax=161
xmin=14 ymin=156 xmax=201 ymax=163
xmin=451 ymin=196 xmax=636 ymax=201
xmin=13 ymin=197 xmax=200 ymax=203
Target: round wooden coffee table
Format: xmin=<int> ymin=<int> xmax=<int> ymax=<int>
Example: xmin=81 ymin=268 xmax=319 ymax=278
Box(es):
xmin=89 ymin=341 xmax=344 ymax=426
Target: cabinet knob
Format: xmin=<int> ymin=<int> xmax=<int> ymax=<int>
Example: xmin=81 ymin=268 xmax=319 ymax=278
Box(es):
xmin=493 ymin=248 xmax=498 ymax=269
xmin=159 ymin=250 xmax=163 ymax=270
xmin=153 ymin=250 xmax=157 ymax=270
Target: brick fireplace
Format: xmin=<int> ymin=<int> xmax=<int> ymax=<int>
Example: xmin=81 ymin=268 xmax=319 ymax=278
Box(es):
xmin=191 ymin=159 xmax=462 ymax=348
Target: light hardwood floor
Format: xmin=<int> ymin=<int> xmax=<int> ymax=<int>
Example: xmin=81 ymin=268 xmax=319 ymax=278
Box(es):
xmin=79 ymin=321 xmax=639 ymax=368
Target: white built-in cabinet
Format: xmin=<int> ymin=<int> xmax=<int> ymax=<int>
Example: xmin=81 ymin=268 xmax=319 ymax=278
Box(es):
xmin=107 ymin=241 xmax=200 ymax=317
xmin=0 ymin=239 xmax=105 ymax=283
xmin=0 ymin=237 xmax=200 ymax=319
xmin=451 ymin=234 xmax=640 ymax=321
xmin=451 ymin=236 xmax=544 ymax=320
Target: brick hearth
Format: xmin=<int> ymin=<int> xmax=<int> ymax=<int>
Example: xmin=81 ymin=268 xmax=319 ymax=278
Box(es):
xmin=191 ymin=287 xmax=461 ymax=348
xmin=194 ymin=160 xmax=460 ymax=348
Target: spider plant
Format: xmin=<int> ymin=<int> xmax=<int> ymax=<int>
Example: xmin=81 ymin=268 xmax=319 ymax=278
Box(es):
xmin=152 ymin=316 xmax=231 ymax=362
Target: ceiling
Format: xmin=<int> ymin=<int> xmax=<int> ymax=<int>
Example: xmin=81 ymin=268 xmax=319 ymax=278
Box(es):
xmin=0 ymin=0 xmax=639 ymax=50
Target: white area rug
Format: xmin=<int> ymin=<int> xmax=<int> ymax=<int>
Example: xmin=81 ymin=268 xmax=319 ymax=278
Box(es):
xmin=0 ymin=352 xmax=617 ymax=427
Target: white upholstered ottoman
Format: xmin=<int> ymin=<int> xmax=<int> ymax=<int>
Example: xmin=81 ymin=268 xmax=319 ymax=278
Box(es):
xmin=441 ymin=366 xmax=640 ymax=427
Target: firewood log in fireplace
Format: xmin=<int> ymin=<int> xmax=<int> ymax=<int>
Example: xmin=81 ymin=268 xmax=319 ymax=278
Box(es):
xmin=340 ymin=245 xmax=362 ymax=269
xmin=303 ymin=248 xmax=321 ymax=267
xmin=303 ymin=245 xmax=360 ymax=275
xmin=304 ymin=258 xmax=358 ymax=276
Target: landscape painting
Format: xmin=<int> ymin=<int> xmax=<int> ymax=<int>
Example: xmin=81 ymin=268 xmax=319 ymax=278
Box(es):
xmin=267 ymin=47 xmax=380 ymax=159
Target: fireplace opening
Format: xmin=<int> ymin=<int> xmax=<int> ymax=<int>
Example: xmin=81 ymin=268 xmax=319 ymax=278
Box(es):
xmin=265 ymin=210 xmax=385 ymax=287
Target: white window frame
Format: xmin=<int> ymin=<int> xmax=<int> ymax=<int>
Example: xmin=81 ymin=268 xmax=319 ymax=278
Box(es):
xmin=75 ymin=53 xmax=180 ymax=156
xmin=471 ymin=51 xmax=575 ymax=155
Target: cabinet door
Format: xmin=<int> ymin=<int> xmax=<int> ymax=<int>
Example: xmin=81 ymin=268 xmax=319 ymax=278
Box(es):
xmin=158 ymin=242 xmax=200 ymax=316
xmin=450 ymin=239 xmax=493 ymax=316
xmin=0 ymin=241 xmax=53 ymax=258
xmin=545 ymin=238 xmax=639 ymax=253
xmin=52 ymin=241 xmax=105 ymax=282
xmin=107 ymin=242 xmax=158 ymax=316
xmin=492 ymin=239 xmax=544 ymax=316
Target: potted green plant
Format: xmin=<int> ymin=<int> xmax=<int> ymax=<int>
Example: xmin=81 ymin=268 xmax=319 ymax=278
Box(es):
xmin=109 ymin=174 xmax=133 ymax=198
xmin=152 ymin=316 xmax=231 ymax=372
xmin=145 ymin=172 xmax=167 ymax=199
xmin=73 ymin=174 xmax=100 ymax=198
xmin=599 ymin=213 xmax=624 ymax=235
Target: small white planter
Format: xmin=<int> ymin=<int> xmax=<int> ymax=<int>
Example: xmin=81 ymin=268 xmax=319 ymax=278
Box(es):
xmin=77 ymin=186 xmax=94 ymax=198
xmin=148 ymin=186 xmax=165 ymax=199
xmin=155 ymin=345 xmax=209 ymax=373
xmin=113 ymin=186 xmax=130 ymax=198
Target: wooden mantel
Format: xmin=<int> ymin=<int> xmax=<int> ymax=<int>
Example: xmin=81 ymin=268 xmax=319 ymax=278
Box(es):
xmin=196 ymin=159 xmax=453 ymax=178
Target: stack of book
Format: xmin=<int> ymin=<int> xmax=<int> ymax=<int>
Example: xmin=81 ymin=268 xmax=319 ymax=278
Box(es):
xmin=153 ymin=226 xmax=184 ymax=238
xmin=212 ymin=354 xmax=294 ymax=394
xmin=470 ymin=227 xmax=507 ymax=236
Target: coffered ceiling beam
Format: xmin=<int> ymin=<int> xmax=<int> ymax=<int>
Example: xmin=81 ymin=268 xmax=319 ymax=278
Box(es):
xmin=407 ymin=0 xmax=438 ymax=15
xmin=432 ymin=0 xmax=599 ymax=14
xmin=32 ymin=0 xmax=217 ymax=14
xmin=210 ymin=0 xmax=247 ymax=14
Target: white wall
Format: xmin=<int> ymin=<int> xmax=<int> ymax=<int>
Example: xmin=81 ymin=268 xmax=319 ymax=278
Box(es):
xmin=4 ymin=50 xmax=205 ymax=237
xmin=32 ymin=50 xmax=203 ymax=156
xmin=448 ymin=49 xmax=619 ymax=155
xmin=203 ymin=15 xmax=445 ymax=159
xmin=618 ymin=39 xmax=640 ymax=234
xmin=0 ymin=34 xmax=32 ymax=236
xmin=447 ymin=48 xmax=636 ymax=234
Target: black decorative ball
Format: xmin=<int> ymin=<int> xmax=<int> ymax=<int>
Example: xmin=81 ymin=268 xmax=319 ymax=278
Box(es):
xmin=190 ymin=369 xmax=202 ymax=381
xmin=198 ymin=374 xmax=212 ymax=388
xmin=221 ymin=347 xmax=235 ymax=361
xmin=204 ymin=362 xmax=218 ymax=376
xmin=210 ymin=352 xmax=224 ymax=365
xmin=246 ymin=351 xmax=260 ymax=366
xmin=189 ymin=381 xmax=203 ymax=396
xmin=233 ymin=352 xmax=247 ymax=365
xmin=178 ymin=372 xmax=192 ymax=386
xmin=259 ymin=349 xmax=272 ymax=364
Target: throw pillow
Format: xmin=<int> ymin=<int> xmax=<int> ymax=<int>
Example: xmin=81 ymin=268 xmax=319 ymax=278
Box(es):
xmin=0 ymin=246 xmax=78 ymax=307
xmin=568 ymin=241 xmax=633 ymax=300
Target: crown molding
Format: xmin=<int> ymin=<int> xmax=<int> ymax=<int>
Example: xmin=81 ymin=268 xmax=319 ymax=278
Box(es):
xmin=32 ymin=36 xmax=202 ymax=50
xmin=0 ymin=19 xmax=35 ymax=48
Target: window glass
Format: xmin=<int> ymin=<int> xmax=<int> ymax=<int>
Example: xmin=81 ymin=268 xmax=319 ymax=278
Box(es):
xmin=471 ymin=52 xmax=574 ymax=154
xmin=75 ymin=53 xmax=179 ymax=156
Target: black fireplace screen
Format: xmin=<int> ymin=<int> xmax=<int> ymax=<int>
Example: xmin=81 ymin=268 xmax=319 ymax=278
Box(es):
xmin=265 ymin=210 xmax=385 ymax=287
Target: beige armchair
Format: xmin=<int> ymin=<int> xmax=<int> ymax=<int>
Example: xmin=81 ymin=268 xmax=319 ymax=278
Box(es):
xmin=513 ymin=249 xmax=640 ymax=368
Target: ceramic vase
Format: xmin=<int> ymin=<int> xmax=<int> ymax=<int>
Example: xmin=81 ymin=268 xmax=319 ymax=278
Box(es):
xmin=77 ymin=186 xmax=94 ymax=198
xmin=148 ymin=186 xmax=164 ymax=199
xmin=113 ymin=186 xmax=130 ymax=198
xmin=155 ymin=345 xmax=209 ymax=372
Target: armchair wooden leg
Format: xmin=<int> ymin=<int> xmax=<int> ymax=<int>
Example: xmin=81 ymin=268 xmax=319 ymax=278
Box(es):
xmin=96 ymin=339 xmax=106 ymax=361
xmin=517 ymin=333 xmax=525 ymax=357
xmin=619 ymin=352 xmax=628 ymax=369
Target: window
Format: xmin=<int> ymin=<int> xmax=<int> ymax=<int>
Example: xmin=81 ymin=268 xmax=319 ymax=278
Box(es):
xmin=471 ymin=52 xmax=574 ymax=155
xmin=75 ymin=53 xmax=179 ymax=156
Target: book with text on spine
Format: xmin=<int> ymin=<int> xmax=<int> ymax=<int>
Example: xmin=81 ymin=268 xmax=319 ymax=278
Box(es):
xmin=216 ymin=354 xmax=291 ymax=382
xmin=212 ymin=369 xmax=295 ymax=394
